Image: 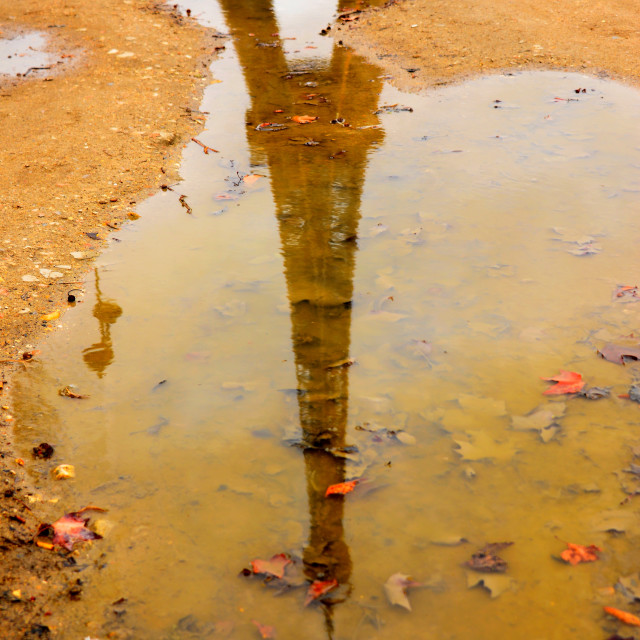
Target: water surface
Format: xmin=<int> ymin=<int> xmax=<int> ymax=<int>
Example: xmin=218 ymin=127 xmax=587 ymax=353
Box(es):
xmin=10 ymin=1 xmax=640 ymax=639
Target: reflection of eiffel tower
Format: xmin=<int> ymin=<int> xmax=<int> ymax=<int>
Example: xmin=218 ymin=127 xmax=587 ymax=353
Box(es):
xmin=219 ymin=1 xmax=384 ymax=634
xmin=82 ymin=268 xmax=122 ymax=378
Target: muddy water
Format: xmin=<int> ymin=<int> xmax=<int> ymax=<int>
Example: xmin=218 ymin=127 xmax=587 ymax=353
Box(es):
xmin=9 ymin=2 xmax=640 ymax=639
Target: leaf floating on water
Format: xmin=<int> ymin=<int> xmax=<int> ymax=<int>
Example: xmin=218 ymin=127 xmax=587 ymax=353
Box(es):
xmin=541 ymin=370 xmax=585 ymax=395
xmin=292 ymin=115 xmax=318 ymax=124
xmin=466 ymin=572 xmax=515 ymax=598
xmin=560 ymin=542 xmax=602 ymax=565
xmin=304 ymin=579 xmax=338 ymax=606
xmin=250 ymin=553 xmax=291 ymax=579
xmin=383 ymin=573 xmax=422 ymax=611
xmin=465 ymin=542 xmax=513 ymax=573
xmin=604 ymin=606 xmax=640 ymax=627
xmin=374 ymin=104 xmax=414 ymax=114
xmin=325 ymin=479 xmax=359 ymax=497
xmin=325 ymin=357 xmax=356 ymax=370
xmin=598 ymin=343 xmax=640 ymax=365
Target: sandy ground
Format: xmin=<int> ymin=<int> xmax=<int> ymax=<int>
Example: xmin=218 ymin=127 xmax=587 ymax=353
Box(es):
xmin=3 ymin=0 xmax=640 ymax=635
xmin=336 ymin=0 xmax=640 ymax=93
xmin=0 ymin=0 xmax=222 ymax=636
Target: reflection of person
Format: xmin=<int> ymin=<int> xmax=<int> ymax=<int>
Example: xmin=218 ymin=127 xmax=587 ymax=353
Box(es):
xmin=82 ymin=268 xmax=122 ymax=378
xmin=218 ymin=0 xmax=384 ymax=628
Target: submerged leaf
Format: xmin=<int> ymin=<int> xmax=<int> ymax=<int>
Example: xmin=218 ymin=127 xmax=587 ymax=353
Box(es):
xmin=453 ymin=431 xmax=518 ymax=462
xmin=250 ymin=553 xmax=291 ymax=579
xmin=383 ymin=573 xmax=422 ymax=611
xmin=541 ymin=370 xmax=584 ymax=395
xmin=560 ymin=542 xmax=602 ymax=565
xmin=465 ymin=542 xmax=513 ymax=573
xmin=292 ymin=115 xmax=318 ymax=124
xmin=304 ymin=579 xmax=338 ymax=606
xmin=50 ymin=512 xmax=102 ymax=550
xmin=466 ymin=572 xmax=515 ymax=598
xmin=252 ymin=620 xmax=276 ymax=639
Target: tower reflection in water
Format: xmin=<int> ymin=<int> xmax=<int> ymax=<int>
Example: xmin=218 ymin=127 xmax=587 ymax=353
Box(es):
xmin=82 ymin=268 xmax=123 ymax=378
xmin=219 ymin=0 xmax=384 ymax=634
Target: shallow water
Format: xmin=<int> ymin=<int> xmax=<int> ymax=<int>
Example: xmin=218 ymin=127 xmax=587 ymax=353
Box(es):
xmin=9 ymin=1 xmax=640 ymax=638
xmin=0 ymin=32 xmax=53 ymax=77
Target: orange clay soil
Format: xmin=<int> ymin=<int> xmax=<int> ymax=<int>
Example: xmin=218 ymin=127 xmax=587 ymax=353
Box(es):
xmin=334 ymin=0 xmax=640 ymax=93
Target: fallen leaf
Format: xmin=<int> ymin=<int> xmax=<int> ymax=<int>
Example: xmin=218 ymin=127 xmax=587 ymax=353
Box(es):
xmin=243 ymin=174 xmax=263 ymax=186
xmin=578 ymin=386 xmax=611 ymax=399
xmin=453 ymin=431 xmax=518 ymax=461
xmin=560 ymin=542 xmax=602 ymax=565
xmin=40 ymin=310 xmax=60 ymax=322
xmin=250 ymin=553 xmax=291 ymax=579
xmin=598 ymin=343 xmax=640 ymax=365
xmin=466 ymin=572 xmax=515 ymax=598
xmin=541 ymin=370 xmax=585 ymax=395
xmin=325 ymin=479 xmax=359 ymax=497
xmin=604 ymin=606 xmax=640 ymax=626
xmin=465 ymin=542 xmax=513 ymax=573
xmin=383 ymin=573 xmax=422 ymax=611
xmin=292 ymin=115 xmax=318 ymax=124
xmin=46 ymin=512 xmax=102 ymax=550
xmin=252 ymin=620 xmax=276 ymax=639
xmin=304 ymin=579 xmax=338 ymax=606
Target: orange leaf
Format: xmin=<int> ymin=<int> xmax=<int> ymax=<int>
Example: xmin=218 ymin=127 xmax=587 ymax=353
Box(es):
xmin=541 ymin=370 xmax=584 ymax=395
xmin=604 ymin=606 xmax=640 ymax=626
xmin=304 ymin=579 xmax=338 ymax=606
xmin=242 ymin=174 xmax=263 ymax=186
xmin=325 ymin=479 xmax=359 ymax=497
xmin=560 ymin=542 xmax=601 ymax=565
xmin=50 ymin=512 xmax=102 ymax=550
xmin=292 ymin=115 xmax=318 ymax=124
xmin=250 ymin=553 xmax=291 ymax=579
xmin=40 ymin=310 xmax=60 ymax=322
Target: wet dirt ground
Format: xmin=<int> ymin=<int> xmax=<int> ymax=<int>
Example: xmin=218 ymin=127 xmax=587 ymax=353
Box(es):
xmin=4 ymin=0 xmax=640 ymax=638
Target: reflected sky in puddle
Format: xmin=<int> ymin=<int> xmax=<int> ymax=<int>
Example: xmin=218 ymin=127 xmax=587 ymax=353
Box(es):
xmin=0 ymin=32 xmax=53 ymax=77
xmin=9 ymin=1 xmax=640 ymax=638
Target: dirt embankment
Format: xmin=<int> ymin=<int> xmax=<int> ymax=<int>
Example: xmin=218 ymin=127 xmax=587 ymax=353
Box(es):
xmin=0 ymin=1 xmax=222 ymax=636
xmin=335 ymin=0 xmax=640 ymax=93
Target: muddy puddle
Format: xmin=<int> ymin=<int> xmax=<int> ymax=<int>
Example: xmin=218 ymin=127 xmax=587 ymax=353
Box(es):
xmin=9 ymin=1 xmax=640 ymax=638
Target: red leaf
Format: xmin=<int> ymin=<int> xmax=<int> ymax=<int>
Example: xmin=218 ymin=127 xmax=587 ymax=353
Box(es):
xmin=252 ymin=620 xmax=276 ymax=638
xmin=250 ymin=553 xmax=291 ymax=579
xmin=325 ymin=479 xmax=359 ymax=497
xmin=560 ymin=542 xmax=602 ymax=565
xmin=541 ymin=370 xmax=584 ymax=395
xmin=51 ymin=513 xmax=102 ymax=551
xmin=304 ymin=579 xmax=338 ymax=606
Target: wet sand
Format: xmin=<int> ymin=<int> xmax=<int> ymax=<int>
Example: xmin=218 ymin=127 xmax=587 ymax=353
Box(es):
xmin=0 ymin=1 xmax=222 ymax=636
xmin=335 ymin=0 xmax=640 ymax=93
